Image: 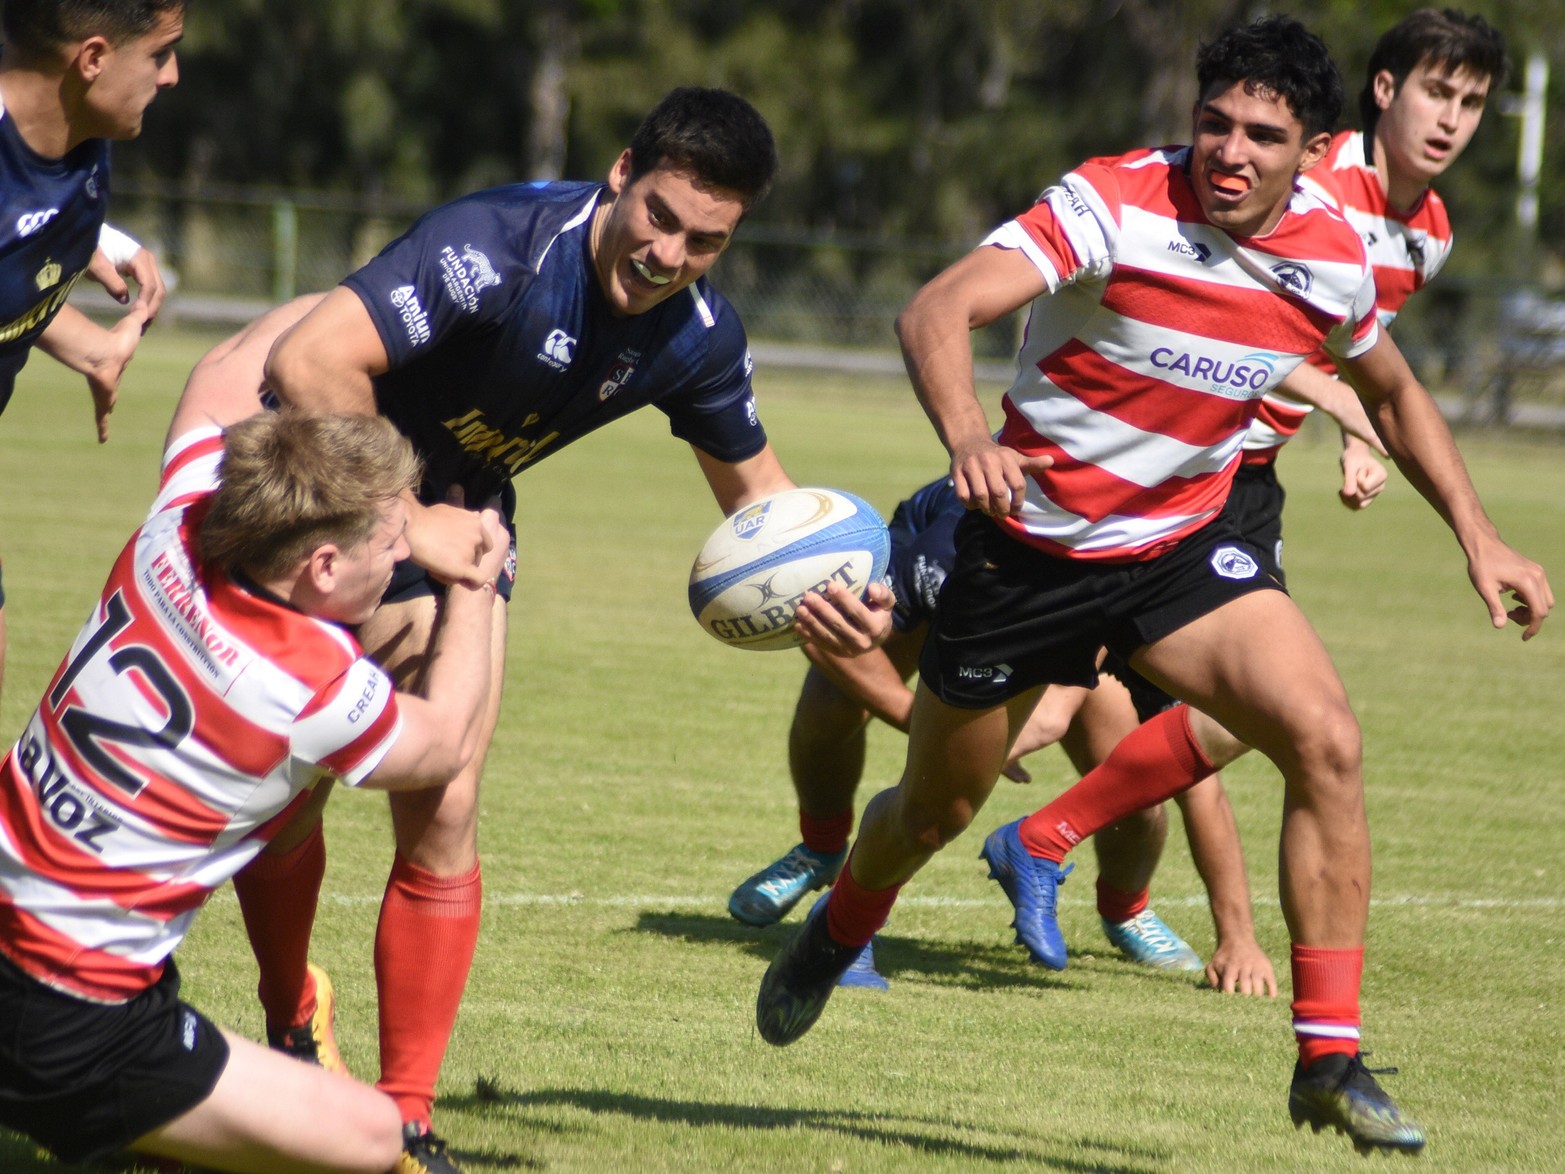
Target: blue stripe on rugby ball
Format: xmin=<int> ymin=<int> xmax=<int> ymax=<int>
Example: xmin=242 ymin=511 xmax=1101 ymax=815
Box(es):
xmin=689 ymin=488 xmax=890 ymax=651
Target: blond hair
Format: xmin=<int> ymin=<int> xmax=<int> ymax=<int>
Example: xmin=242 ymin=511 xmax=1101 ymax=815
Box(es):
xmin=199 ymin=411 xmax=421 ymax=579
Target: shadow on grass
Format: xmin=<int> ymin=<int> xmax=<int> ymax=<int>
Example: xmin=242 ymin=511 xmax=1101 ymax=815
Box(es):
xmin=630 ymin=909 xmax=1082 ymax=992
xmin=446 ymin=1082 xmax=1170 ymax=1172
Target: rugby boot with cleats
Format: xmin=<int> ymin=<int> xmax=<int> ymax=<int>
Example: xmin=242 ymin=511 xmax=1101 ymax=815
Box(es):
xmin=809 ymin=894 xmax=888 ymax=990
xmin=1100 ymin=910 xmax=1204 ymax=972
xmin=756 ymin=895 xmax=863 ymax=1045
xmin=1288 ymin=1052 xmax=1427 ymax=1156
xmin=265 ymin=962 xmax=349 ymax=1075
xmin=398 ymin=1122 xmax=464 ymax=1174
xmin=729 ymin=843 xmax=846 ymax=927
xmin=980 ymin=819 xmax=1073 ymax=969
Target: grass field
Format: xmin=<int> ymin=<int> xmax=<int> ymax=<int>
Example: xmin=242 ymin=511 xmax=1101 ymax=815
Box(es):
xmin=0 ymin=327 xmax=1562 ymax=1173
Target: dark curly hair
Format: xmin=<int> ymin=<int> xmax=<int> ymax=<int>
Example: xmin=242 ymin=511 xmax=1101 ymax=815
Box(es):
xmin=1196 ymin=15 xmax=1343 ymax=141
xmin=627 ymin=87 xmax=779 ymax=211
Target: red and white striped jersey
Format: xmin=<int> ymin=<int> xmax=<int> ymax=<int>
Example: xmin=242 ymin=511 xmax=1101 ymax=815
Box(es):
xmin=0 ymin=428 xmax=402 ymax=1002
xmin=988 ymin=146 xmax=1378 ymax=561
xmin=1245 ymin=131 xmax=1453 ymax=454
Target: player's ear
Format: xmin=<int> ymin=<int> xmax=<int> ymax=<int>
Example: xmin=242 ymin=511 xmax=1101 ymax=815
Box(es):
xmin=606 ymin=150 xmax=633 ymax=196
xmin=72 ymin=35 xmax=113 ymax=83
xmin=1297 ymin=130 xmax=1333 ymax=175
xmin=305 ymin=545 xmax=341 ymax=596
xmin=1372 ymin=69 xmax=1397 ymax=112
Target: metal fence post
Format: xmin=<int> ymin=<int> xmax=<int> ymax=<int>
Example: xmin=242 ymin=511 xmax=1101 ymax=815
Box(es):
xmin=272 ymin=199 xmax=298 ymax=304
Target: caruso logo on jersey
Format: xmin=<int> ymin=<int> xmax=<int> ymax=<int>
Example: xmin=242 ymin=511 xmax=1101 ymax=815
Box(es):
xmin=1149 ymin=347 xmax=1276 ymax=399
xmin=389 ymin=286 xmax=431 ymax=346
xmin=438 ymin=243 xmax=502 ymax=314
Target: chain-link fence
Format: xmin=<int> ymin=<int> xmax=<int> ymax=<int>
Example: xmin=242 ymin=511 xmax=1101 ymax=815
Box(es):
xmin=104 ymin=184 xmax=1565 ymax=426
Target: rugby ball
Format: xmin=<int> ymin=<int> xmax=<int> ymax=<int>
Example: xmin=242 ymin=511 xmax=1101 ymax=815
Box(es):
xmin=689 ymin=488 xmax=891 ymax=651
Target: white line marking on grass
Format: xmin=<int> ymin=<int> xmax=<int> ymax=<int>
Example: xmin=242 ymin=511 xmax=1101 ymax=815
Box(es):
xmin=275 ymin=892 xmax=1565 ymax=910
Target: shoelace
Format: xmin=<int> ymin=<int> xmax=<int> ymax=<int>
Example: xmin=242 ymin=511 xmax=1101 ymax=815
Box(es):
xmin=761 ymin=848 xmax=831 ymax=890
xmin=1123 ymin=911 xmax=1183 ymax=951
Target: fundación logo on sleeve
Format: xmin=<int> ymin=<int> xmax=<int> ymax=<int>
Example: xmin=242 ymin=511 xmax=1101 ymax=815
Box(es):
xmin=1210 ymin=546 xmax=1259 ymax=580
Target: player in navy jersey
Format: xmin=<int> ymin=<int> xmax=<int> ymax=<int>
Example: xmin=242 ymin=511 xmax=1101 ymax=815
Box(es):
xmin=755 ymin=18 xmax=1551 ymax=1157
xmin=214 ymin=87 xmax=892 ymax=1173
xmin=731 ymin=475 xmax=1276 ymax=993
xmin=0 ymin=0 xmax=182 ymax=711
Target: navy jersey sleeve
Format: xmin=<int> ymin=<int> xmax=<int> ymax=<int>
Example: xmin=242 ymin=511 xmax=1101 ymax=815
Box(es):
xmin=656 ymin=287 xmax=767 ymax=463
xmin=342 ymin=197 xmax=535 ymax=371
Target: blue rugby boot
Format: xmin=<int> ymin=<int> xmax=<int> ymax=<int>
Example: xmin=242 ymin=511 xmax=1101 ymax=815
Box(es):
xmin=729 ymin=843 xmax=846 ymax=927
xmin=808 ymin=894 xmax=887 ymax=990
xmin=756 ymin=895 xmax=863 ymax=1045
xmin=1289 ymin=1052 xmax=1427 ymax=1156
xmin=979 ymin=818 xmax=1073 ymax=969
xmin=1100 ymin=910 xmax=1204 ymax=972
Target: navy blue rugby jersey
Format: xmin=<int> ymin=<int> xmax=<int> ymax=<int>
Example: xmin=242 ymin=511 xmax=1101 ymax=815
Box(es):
xmin=343 ymin=180 xmax=767 ymax=505
xmin=885 ymin=476 xmax=962 ymax=633
xmin=0 ymin=105 xmax=110 ymax=413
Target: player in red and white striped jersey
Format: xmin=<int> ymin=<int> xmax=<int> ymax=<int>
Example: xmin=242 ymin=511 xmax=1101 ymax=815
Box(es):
xmin=0 ymin=314 xmax=512 ymax=1172
xmin=1066 ymin=8 xmax=1510 ymax=994
xmin=758 ymin=16 xmax=1552 ymax=1155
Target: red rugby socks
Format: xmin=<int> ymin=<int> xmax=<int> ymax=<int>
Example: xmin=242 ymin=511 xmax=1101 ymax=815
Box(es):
xmin=375 ymin=854 xmax=482 ymax=1126
xmin=1019 ymin=706 xmax=1213 ymax=861
xmin=800 ymin=808 xmax=855 ymax=857
xmin=824 ymin=849 xmax=902 ymax=948
xmin=233 ymin=821 xmax=325 ymax=1031
xmin=1292 ymin=944 xmax=1364 ymax=1065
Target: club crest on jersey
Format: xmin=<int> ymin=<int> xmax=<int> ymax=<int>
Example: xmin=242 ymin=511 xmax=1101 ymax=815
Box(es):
xmin=34 ymin=258 xmax=62 ymax=291
xmin=732 ymin=500 xmax=774 ymax=540
xmin=1210 ymin=546 xmax=1259 ymax=580
xmin=1269 ymin=262 xmax=1313 ymax=298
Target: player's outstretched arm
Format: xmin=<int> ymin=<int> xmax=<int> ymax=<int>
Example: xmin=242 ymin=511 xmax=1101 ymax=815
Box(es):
xmin=36 ymin=303 xmax=149 ymax=442
xmin=897 ymin=246 xmax=1054 ymax=516
xmin=1341 ymin=334 xmax=1554 ymax=639
xmin=1275 ymin=360 xmax=1388 ymax=454
xmin=1174 ymin=772 xmax=1276 ymax=997
xmin=165 ymin=295 xmax=326 ymax=447
xmin=366 ymin=510 xmax=510 ymax=790
xmin=801 ymin=641 xmax=915 ymax=731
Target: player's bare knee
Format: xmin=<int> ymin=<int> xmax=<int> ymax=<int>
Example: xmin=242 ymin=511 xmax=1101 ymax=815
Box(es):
xmin=1286 ymin=699 xmax=1362 ymax=786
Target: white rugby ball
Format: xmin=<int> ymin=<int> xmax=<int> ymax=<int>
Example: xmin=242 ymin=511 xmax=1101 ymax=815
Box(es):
xmin=689 ymin=487 xmax=891 ymax=651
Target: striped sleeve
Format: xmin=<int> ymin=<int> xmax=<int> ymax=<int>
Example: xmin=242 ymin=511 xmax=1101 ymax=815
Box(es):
xmin=148 ymin=427 xmax=225 ymax=518
xmin=985 ymin=163 xmax=1121 ymax=290
xmin=290 ymin=657 xmax=402 ymax=787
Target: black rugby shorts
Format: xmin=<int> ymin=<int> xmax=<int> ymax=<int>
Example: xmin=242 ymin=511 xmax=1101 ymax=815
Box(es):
xmin=920 ymin=510 xmax=1285 ymax=710
xmin=0 ymin=954 xmax=229 ymax=1164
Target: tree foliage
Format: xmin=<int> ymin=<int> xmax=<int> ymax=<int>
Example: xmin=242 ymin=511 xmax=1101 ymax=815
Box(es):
xmin=118 ymin=0 xmax=1564 ymax=267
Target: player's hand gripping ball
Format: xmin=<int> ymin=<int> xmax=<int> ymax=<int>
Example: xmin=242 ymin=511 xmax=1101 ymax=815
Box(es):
xmin=689 ymin=488 xmax=891 ymax=650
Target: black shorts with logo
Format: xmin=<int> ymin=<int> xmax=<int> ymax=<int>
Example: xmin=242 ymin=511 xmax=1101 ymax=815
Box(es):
xmin=0 ymin=953 xmax=230 ymax=1164
xmin=921 ymin=510 xmax=1285 ymax=710
xmin=1102 ymin=462 xmax=1289 ymax=722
